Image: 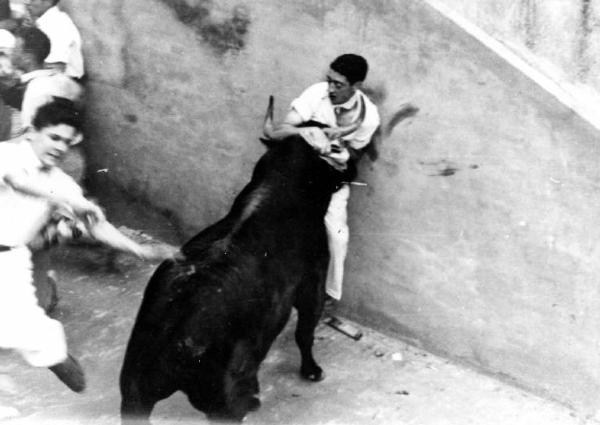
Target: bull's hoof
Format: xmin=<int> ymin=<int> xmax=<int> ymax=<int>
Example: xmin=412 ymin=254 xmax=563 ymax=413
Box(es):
xmin=300 ymin=366 xmax=324 ymax=382
xmin=248 ymin=396 xmax=261 ymax=412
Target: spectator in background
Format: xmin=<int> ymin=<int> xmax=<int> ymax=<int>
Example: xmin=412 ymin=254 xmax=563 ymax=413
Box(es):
xmin=25 ymin=0 xmax=84 ymax=80
xmin=0 ymin=0 xmax=17 ymax=31
xmin=0 ymin=28 xmax=14 ymax=140
xmin=3 ymin=26 xmax=83 ymax=178
xmin=10 ymin=26 xmax=82 ymax=132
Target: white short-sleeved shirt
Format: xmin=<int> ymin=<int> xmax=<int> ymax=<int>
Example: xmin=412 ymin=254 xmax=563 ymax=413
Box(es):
xmin=20 ymin=69 xmax=83 ymax=129
xmin=36 ymin=6 xmax=84 ymax=79
xmin=290 ymin=82 xmax=380 ymax=150
xmin=0 ymin=140 xmax=82 ymax=246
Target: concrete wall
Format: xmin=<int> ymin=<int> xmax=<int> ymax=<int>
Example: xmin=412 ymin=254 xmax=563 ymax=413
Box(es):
xmin=426 ymin=0 xmax=600 ymax=130
xmin=66 ymin=0 xmax=600 ymax=415
xmin=428 ymin=0 xmax=600 ymax=90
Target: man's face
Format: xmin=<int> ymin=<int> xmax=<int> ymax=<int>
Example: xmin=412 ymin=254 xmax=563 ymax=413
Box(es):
xmin=0 ymin=55 xmax=12 ymax=77
xmin=10 ymin=38 xmax=28 ymax=72
xmin=326 ymin=69 xmax=356 ymax=105
xmin=26 ymin=0 xmax=52 ymax=19
xmin=30 ymin=124 xmax=81 ymax=168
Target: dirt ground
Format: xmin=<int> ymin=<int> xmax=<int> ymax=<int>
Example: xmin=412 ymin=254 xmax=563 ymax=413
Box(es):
xmin=0 ymin=189 xmax=595 ymax=425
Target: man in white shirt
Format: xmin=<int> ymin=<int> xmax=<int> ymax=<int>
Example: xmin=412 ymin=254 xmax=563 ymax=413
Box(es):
xmin=0 ymin=98 xmax=178 ymax=401
xmin=9 ymin=26 xmax=82 ymax=137
xmin=26 ymin=0 xmax=84 ymax=79
xmin=267 ymin=54 xmax=380 ymax=303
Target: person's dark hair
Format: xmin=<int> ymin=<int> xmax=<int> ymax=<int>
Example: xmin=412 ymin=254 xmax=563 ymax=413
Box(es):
xmin=51 ymin=0 xmax=60 ymax=6
xmin=330 ymin=54 xmax=368 ymax=85
xmin=13 ymin=26 xmax=50 ymax=65
xmin=33 ymin=97 xmax=82 ymax=131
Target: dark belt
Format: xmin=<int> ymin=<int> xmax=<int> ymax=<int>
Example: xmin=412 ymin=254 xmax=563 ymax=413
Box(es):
xmin=0 ymin=245 xmax=12 ymax=252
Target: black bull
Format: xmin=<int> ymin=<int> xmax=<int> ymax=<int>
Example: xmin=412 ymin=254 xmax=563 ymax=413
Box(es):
xmin=119 ymin=133 xmax=356 ymax=422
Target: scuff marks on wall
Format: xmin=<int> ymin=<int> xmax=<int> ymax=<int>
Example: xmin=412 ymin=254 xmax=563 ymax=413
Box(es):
xmin=383 ymin=103 xmax=420 ymax=137
xmin=576 ymin=0 xmax=593 ymax=80
xmin=161 ymin=0 xmax=250 ymax=55
xmin=518 ymin=0 xmax=538 ymax=50
xmin=116 ymin=0 xmax=135 ymax=89
xmin=419 ymin=160 xmax=479 ymax=177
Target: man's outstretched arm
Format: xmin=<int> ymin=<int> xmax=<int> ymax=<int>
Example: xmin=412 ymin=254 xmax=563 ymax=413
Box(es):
xmin=84 ymin=219 xmax=181 ymax=261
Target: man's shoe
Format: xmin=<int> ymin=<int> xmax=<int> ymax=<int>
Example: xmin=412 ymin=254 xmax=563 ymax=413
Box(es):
xmin=323 ymin=295 xmax=338 ymax=315
xmin=48 ymin=354 xmax=86 ymax=393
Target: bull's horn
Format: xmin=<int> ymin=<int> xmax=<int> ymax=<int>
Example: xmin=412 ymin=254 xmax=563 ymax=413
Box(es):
xmin=333 ymin=94 xmax=366 ymax=139
xmin=262 ymin=95 xmax=303 ymax=140
xmin=263 ymin=95 xmax=275 ymax=138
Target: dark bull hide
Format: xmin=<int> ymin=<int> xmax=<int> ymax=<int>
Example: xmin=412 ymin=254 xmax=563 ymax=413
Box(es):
xmin=119 ymin=110 xmax=356 ymax=423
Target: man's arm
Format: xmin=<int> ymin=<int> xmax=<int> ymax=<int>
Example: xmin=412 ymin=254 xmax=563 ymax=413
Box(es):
xmin=264 ymin=108 xmax=331 ymax=154
xmin=263 ymin=108 xmax=305 ymax=141
xmin=280 ymin=108 xmax=304 ymax=128
xmin=84 ymin=220 xmax=181 ymax=261
xmin=4 ymin=170 xmax=105 ymax=221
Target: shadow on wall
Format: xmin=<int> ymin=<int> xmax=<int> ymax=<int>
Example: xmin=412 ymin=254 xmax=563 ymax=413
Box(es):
xmin=161 ymin=0 xmax=250 ymax=54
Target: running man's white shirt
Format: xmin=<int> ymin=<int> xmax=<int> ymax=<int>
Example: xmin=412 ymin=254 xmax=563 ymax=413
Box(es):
xmin=0 ymin=140 xmax=81 ymax=367
xmin=0 ymin=140 xmax=82 ymax=246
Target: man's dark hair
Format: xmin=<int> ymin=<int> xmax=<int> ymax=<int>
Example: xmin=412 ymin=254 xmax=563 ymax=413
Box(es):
xmin=33 ymin=97 xmax=82 ymax=131
xmin=13 ymin=26 xmax=50 ymax=65
xmin=330 ymin=54 xmax=368 ymax=85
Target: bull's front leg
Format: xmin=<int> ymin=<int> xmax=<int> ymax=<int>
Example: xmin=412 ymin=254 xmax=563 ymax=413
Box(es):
xmin=120 ymin=384 xmax=155 ymax=425
xmin=294 ymin=280 xmax=325 ymax=381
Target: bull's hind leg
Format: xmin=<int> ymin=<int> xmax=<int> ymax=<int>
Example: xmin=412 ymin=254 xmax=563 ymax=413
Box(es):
xmin=223 ymin=340 xmax=262 ymax=419
xmin=185 ymin=341 xmax=260 ymax=421
xmin=294 ymin=277 xmax=325 ymax=381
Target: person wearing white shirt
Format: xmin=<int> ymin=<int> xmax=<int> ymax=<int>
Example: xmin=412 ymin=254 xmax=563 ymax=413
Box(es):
xmin=10 ymin=26 xmax=82 ymax=130
xmin=26 ymin=0 xmax=84 ymax=79
xmin=0 ymin=98 xmax=179 ymax=399
xmin=267 ymin=54 xmax=381 ymax=303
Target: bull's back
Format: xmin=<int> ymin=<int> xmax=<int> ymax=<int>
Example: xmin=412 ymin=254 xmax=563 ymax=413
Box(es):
xmin=122 ymin=232 xmax=306 ymax=370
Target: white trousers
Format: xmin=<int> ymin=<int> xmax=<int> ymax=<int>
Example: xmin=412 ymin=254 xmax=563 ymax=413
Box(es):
xmin=0 ymin=247 xmax=67 ymax=367
xmin=324 ymin=184 xmax=350 ymax=300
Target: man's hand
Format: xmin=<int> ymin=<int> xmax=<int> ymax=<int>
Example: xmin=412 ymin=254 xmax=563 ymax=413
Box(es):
xmin=69 ymin=198 xmax=105 ymax=223
xmin=327 ymin=147 xmax=350 ymax=165
xmin=323 ymin=127 xmax=350 ymax=141
xmin=298 ymin=127 xmax=331 ymax=154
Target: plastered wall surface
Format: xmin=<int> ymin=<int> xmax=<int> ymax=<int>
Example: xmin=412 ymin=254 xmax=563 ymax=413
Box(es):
xmin=429 ymin=0 xmax=600 ymax=90
xmin=67 ymin=0 xmax=600 ymax=415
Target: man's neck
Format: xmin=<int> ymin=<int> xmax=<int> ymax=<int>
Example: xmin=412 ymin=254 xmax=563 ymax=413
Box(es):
xmin=334 ymin=91 xmax=359 ymax=111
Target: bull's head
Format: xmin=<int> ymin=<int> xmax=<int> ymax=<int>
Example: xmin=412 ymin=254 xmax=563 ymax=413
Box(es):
xmin=262 ymin=95 xmax=366 ymax=142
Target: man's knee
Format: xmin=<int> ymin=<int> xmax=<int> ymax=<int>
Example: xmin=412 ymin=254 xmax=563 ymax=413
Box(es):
xmin=326 ymin=220 xmax=349 ymax=247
